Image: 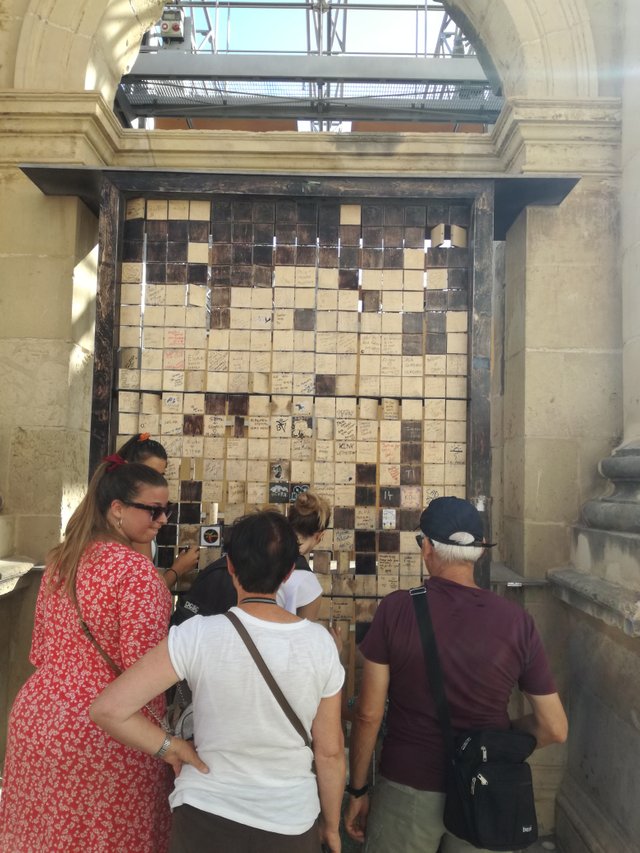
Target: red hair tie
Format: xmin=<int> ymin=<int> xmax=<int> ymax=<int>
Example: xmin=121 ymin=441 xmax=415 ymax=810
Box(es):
xmin=103 ymin=453 xmax=126 ymax=472
xmin=138 ymin=432 xmax=151 ymax=442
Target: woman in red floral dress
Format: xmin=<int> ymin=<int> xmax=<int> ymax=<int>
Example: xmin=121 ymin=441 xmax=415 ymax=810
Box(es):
xmin=0 ymin=458 xmax=174 ymax=853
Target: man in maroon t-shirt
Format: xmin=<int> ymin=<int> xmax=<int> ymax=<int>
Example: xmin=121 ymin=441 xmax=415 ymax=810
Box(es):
xmin=344 ymin=497 xmax=568 ymax=853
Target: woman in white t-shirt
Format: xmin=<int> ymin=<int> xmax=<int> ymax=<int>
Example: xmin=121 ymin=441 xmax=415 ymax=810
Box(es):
xmin=277 ymin=490 xmax=331 ymax=620
xmin=90 ymin=510 xmax=345 ymax=853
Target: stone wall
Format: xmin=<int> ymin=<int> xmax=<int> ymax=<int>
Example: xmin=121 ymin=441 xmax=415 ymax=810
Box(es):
xmin=0 ymin=0 xmax=635 ymax=845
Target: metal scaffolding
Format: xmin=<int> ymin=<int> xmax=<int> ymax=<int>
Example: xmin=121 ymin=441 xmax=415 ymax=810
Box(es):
xmin=116 ymin=1 xmax=503 ymax=130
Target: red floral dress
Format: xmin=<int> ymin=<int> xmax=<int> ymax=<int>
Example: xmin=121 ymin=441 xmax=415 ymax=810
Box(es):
xmin=0 ymin=541 xmax=173 ymax=853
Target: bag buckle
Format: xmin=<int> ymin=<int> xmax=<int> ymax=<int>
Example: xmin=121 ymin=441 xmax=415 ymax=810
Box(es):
xmin=409 ymin=586 xmax=426 ymax=596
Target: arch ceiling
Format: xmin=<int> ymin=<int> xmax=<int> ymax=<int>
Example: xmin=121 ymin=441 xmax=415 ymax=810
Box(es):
xmin=12 ymin=0 xmax=599 ymax=111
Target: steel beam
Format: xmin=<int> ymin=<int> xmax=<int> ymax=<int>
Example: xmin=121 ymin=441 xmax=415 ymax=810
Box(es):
xmin=128 ymin=52 xmax=490 ymax=85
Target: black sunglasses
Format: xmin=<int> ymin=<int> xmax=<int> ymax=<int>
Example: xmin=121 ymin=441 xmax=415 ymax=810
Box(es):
xmin=123 ymin=501 xmax=175 ymax=521
xmin=415 ymin=533 xmax=425 ymax=548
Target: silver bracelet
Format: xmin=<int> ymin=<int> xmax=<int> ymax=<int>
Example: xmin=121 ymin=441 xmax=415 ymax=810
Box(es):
xmin=154 ymin=734 xmax=172 ymax=759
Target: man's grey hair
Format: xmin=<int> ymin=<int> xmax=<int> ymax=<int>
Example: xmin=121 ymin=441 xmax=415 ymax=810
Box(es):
xmin=431 ymin=539 xmax=485 ymax=564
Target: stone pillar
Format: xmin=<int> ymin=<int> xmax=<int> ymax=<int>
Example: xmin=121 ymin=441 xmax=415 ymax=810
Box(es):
xmin=576 ymin=0 xmax=640 ymax=586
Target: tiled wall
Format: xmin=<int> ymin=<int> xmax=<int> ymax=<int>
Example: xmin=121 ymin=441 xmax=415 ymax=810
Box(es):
xmin=116 ymin=194 xmax=471 ymax=657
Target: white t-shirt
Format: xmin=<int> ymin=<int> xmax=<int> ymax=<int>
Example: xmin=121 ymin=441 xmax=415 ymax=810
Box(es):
xmin=167 ymin=608 xmax=344 ymax=834
xmin=277 ymin=568 xmax=322 ymax=613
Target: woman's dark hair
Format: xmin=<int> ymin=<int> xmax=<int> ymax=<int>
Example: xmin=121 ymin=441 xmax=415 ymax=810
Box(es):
xmin=117 ymin=434 xmax=168 ymax=465
xmin=47 ymin=461 xmax=167 ymax=598
xmin=288 ymin=490 xmax=331 ymax=539
xmin=226 ymin=511 xmax=299 ymax=593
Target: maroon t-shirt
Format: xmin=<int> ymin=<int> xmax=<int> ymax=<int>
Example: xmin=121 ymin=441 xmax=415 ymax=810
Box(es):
xmin=359 ymin=577 xmax=557 ymax=791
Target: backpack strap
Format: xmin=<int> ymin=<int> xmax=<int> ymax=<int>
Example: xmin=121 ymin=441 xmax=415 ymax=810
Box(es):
xmin=224 ymin=610 xmax=311 ymax=749
xmin=410 ymin=586 xmax=456 ymax=759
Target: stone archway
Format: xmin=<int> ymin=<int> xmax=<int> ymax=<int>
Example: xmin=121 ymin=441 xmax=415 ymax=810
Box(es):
xmin=12 ymin=0 xmax=164 ymax=102
xmin=10 ymin=0 xmax=600 ymax=105
xmin=446 ymin=0 xmax=599 ymax=98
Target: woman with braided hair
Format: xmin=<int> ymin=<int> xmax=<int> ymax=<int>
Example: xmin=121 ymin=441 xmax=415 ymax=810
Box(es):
xmin=0 ymin=458 xmax=174 ymax=852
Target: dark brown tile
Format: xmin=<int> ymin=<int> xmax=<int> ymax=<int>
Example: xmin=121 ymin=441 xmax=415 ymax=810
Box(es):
xmin=383 ymin=226 xmax=403 ymax=247
xmin=180 ymin=480 xmax=203 ymax=501
xmin=297 ymin=223 xmax=318 ymax=245
xmin=254 ymin=222 xmax=274 ymax=244
xmin=362 ymin=291 xmax=381 ymax=312
xmin=338 ymin=269 xmax=359 ymax=290
xmin=124 ymin=219 xmax=144 ymax=240
xmin=168 ymin=220 xmax=189 ymax=241
xmin=319 ymin=247 xmax=339 ymax=267
xmin=210 ymin=307 xmax=230 ymax=329
xmin=315 ymin=374 xmax=336 ymax=396
xmin=339 ymin=246 xmax=361 ymax=269
xmin=276 ymin=201 xmax=297 ymax=223
xmin=362 ymin=226 xmax=383 ymax=248
xmin=253 ymin=201 xmax=275 ymax=222
xmin=189 ymin=221 xmax=209 ymax=241
xmin=183 ymin=414 xmax=204 ymax=436
xmin=232 ymin=201 xmax=253 ymax=221
xmin=233 ymin=222 xmax=253 ymax=243
xmin=211 ymin=287 xmax=230 ymax=307
xmin=378 ymin=530 xmax=400 ymax=552
xmin=403 ymin=313 xmax=423 ymax=334
xmin=383 ymin=247 xmax=403 ymax=268
xmin=340 ymin=225 xmax=361 ymax=245
xmin=211 ymin=244 xmax=232 ymax=265
xmin=426 ymin=312 xmax=446 ymax=334
xmin=205 ymin=393 xmax=227 ymax=414
xmin=294 ymin=308 xmax=315 ymax=331
xmin=362 ymin=205 xmax=383 ymax=226
xmin=275 ymin=245 xmax=295 ymax=265
xmin=355 ymin=553 xmax=377 ymax=575
xmin=318 ymin=225 xmax=339 ymax=245
xmin=179 ymin=503 xmax=202 ymax=524
xmin=253 ymin=245 xmax=273 ymax=266
xmin=253 ymin=265 xmax=273 ymax=286
xmin=211 ymin=222 xmax=231 ymax=242
xmin=401 ymin=443 xmax=422 ymax=464
xmin=401 ymin=421 xmax=422 ymax=442
xmin=297 ymin=246 xmax=317 ymax=266
xmin=355 ymin=485 xmax=376 ymax=506
xmin=146 ymin=220 xmax=168 ymax=240
xmin=361 ymin=249 xmax=383 ymax=269
xmin=122 ymin=241 xmax=143 ymax=262
xmin=333 ymin=507 xmax=355 ymax=528
xmin=233 ymin=245 xmax=252 ymax=265
xmin=425 ymin=291 xmax=447 ymax=310
xmin=398 ymin=508 xmax=422 ymax=529
xmin=166 ymin=263 xmax=187 ymax=283
xmin=147 ymin=242 xmax=167 ymax=264
xmin=356 ymin=463 xmax=377 ymax=484
xmin=230 ymin=266 xmax=252 ymax=286
xmin=355 ymin=530 xmax=376 ymax=551
xmin=210 ymin=266 xmax=230 ymax=285
xmin=145 ymin=263 xmax=166 ymax=283
xmin=167 ymin=242 xmax=188 ymax=263
xmin=187 ymin=264 xmax=208 ymax=284
xmin=400 ymin=466 xmax=422 ymax=486
xmin=318 ymin=204 xmax=340 ymax=226
xmin=380 ymin=486 xmax=401 ymax=507
xmin=297 ymin=202 xmax=317 ymax=224
xmin=405 ymin=206 xmax=426 ymax=227
xmin=228 ymin=394 xmax=249 ymax=415
xmin=402 ymin=334 xmax=423 ymax=356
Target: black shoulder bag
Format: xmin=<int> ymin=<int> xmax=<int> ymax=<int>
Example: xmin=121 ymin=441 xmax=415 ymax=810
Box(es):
xmin=410 ymin=585 xmax=538 ymax=851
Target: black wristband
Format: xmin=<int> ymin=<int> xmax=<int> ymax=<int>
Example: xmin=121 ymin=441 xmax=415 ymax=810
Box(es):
xmin=165 ymin=567 xmax=178 ymax=584
xmin=346 ymin=782 xmax=369 ymax=798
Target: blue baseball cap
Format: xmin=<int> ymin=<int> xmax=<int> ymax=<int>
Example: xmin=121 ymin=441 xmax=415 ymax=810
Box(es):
xmin=419 ymin=496 xmax=495 ymax=547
